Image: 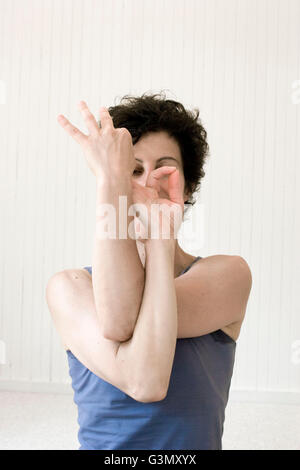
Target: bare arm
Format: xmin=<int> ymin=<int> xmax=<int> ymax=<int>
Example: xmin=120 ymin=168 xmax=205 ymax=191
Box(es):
xmin=116 ymin=239 xmax=177 ymax=397
xmin=93 ymin=176 xmax=145 ymax=341
xmin=46 ymin=239 xmax=177 ymax=401
xmin=109 ymin=253 xmax=252 ymax=342
xmin=57 ymin=102 xmax=145 ymax=342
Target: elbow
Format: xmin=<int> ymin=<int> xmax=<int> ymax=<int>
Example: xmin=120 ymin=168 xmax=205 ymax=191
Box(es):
xmin=133 ymin=387 xmax=167 ymax=403
xmin=102 ymin=330 xmax=132 ymax=343
xmin=102 ymin=324 xmax=134 ymax=343
xmin=100 ymin=308 xmax=138 ymax=342
xmin=129 ymin=378 xmax=169 ymax=403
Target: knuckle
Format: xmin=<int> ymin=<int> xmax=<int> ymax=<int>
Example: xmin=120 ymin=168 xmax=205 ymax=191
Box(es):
xmin=119 ymin=127 xmax=129 ymax=135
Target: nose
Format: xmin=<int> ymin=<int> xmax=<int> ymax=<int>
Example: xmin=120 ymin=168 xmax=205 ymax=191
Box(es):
xmin=138 ymin=175 xmax=148 ymax=187
xmin=135 ymin=167 xmax=155 ymax=187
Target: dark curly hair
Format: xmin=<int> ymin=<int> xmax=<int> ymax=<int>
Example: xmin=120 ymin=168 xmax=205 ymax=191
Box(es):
xmin=102 ymin=91 xmax=209 ymax=212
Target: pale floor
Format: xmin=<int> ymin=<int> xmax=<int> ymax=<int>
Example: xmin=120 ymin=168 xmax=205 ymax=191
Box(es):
xmin=0 ymin=391 xmax=299 ymax=450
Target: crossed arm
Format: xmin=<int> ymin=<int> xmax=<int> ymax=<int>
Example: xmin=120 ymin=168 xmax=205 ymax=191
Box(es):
xmin=47 ymin=102 xmax=252 ymax=402
xmin=90 ymin=176 xmax=251 ymax=344
xmin=46 ymin=236 xmax=178 ymax=402
xmin=46 ymin=176 xmax=252 ymax=402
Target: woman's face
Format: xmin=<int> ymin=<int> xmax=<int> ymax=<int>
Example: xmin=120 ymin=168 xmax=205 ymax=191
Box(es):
xmin=132 ymin=131 xmax=189 ymax=203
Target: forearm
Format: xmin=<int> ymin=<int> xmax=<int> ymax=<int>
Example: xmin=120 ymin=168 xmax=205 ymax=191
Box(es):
xmin=92 ymin=175 xmax=145 ymax=341
xmin=116 ymin=239 xmax=177 ymax=401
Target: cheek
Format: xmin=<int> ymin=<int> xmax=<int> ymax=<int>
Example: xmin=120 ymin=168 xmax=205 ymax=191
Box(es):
xmin=132 ymin=175 xmax=146 ymax=187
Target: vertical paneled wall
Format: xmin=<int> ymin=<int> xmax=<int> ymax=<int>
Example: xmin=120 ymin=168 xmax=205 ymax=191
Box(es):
xmin=0 ymin=0 xmax=299 ymax=399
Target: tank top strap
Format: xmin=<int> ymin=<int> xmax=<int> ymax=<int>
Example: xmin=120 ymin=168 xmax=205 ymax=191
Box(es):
xmin=83 ymin=266 xmax=92 ymax=275
xmin=178 ymin=255 xmax=202 ymax=276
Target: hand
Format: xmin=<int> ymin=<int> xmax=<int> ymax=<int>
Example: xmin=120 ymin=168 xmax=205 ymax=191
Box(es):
xmin=131 ymin=166 xmax=184 ymax=242
xmin=57 ymin=101 xmax=135 ymax=182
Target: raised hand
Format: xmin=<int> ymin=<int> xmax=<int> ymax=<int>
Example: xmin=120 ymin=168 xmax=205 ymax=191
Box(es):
xmin=57 ymin=101 xmax=135 ymax=182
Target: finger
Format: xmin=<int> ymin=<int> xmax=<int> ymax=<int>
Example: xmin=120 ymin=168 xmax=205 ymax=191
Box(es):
xmin=167 ymin=169 xmax=184 ymax=206
xmin=146 ymin=166 xmax=177 ymax=191
xmin=78 ymin=101 xmax=101 ymax=136
xmin=98 ymin=106 xmax=114 ymax=131
xmin=57 ymin=114 xmax=88 ymax=145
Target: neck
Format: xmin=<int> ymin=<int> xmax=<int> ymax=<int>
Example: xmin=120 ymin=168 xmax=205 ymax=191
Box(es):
xmin=174 ymin=239 xmax=196 ymax=277
xmin=136 ymin=239 xmax=196 ymax=278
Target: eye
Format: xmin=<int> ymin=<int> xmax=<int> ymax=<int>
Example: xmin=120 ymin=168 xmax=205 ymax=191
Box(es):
xmin=133 ymin=168 xmax=143 ymax=176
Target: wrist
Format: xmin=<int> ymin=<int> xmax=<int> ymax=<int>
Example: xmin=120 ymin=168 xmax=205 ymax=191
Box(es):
xmin=96 ymin=173 xmax=132 ymax=193
xmin=144 ymin=239 xmax=176 ymax=275
xmin=145 ymin=238 xmax=176 ymax=254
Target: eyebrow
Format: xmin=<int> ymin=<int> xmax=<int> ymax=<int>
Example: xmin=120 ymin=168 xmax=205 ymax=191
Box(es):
xmin=135 ymin=156 xmax=179 ymax=164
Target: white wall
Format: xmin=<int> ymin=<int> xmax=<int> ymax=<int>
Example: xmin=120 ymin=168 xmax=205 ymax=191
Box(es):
xmin=0 ymin=0 xmax=299 ymax=402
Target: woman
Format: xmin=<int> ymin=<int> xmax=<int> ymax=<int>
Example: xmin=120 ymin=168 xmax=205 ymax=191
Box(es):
xmin=46 ymin=92 xmax=252 ymax=450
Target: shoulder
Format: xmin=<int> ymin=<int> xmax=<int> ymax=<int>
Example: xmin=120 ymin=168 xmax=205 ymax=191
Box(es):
xmin=189 ymin=254 xmax=252 ymax=342
xmin=208 ymin=255 xmax=252 ymax=341
xmin=46 ymin=268 xmax=91 ymax=291
xmin=46 ymin=268 xmax=93 ymax=349
xmin=197 ymin=254 xmax=252 ymax=299
xmin=46 ymin=268 xmax=92 ymax=304
xmin=196 ymin=253 xmax=251 ymax=271
xmin=224 ymin=256 xmax=252 ymax=341
xmin=194 ymin=254 xmax=252 ymax=290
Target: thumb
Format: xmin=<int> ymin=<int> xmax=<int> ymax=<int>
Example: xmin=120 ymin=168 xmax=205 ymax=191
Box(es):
xmin=146 ymin=166 xmax=177 ymax=192
xmin=167 ymin=169 xmax=184 ymax=207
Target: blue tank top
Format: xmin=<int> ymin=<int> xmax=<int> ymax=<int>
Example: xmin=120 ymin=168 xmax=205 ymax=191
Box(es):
xmin=66 ymin=256 xmax=236 ymax=450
